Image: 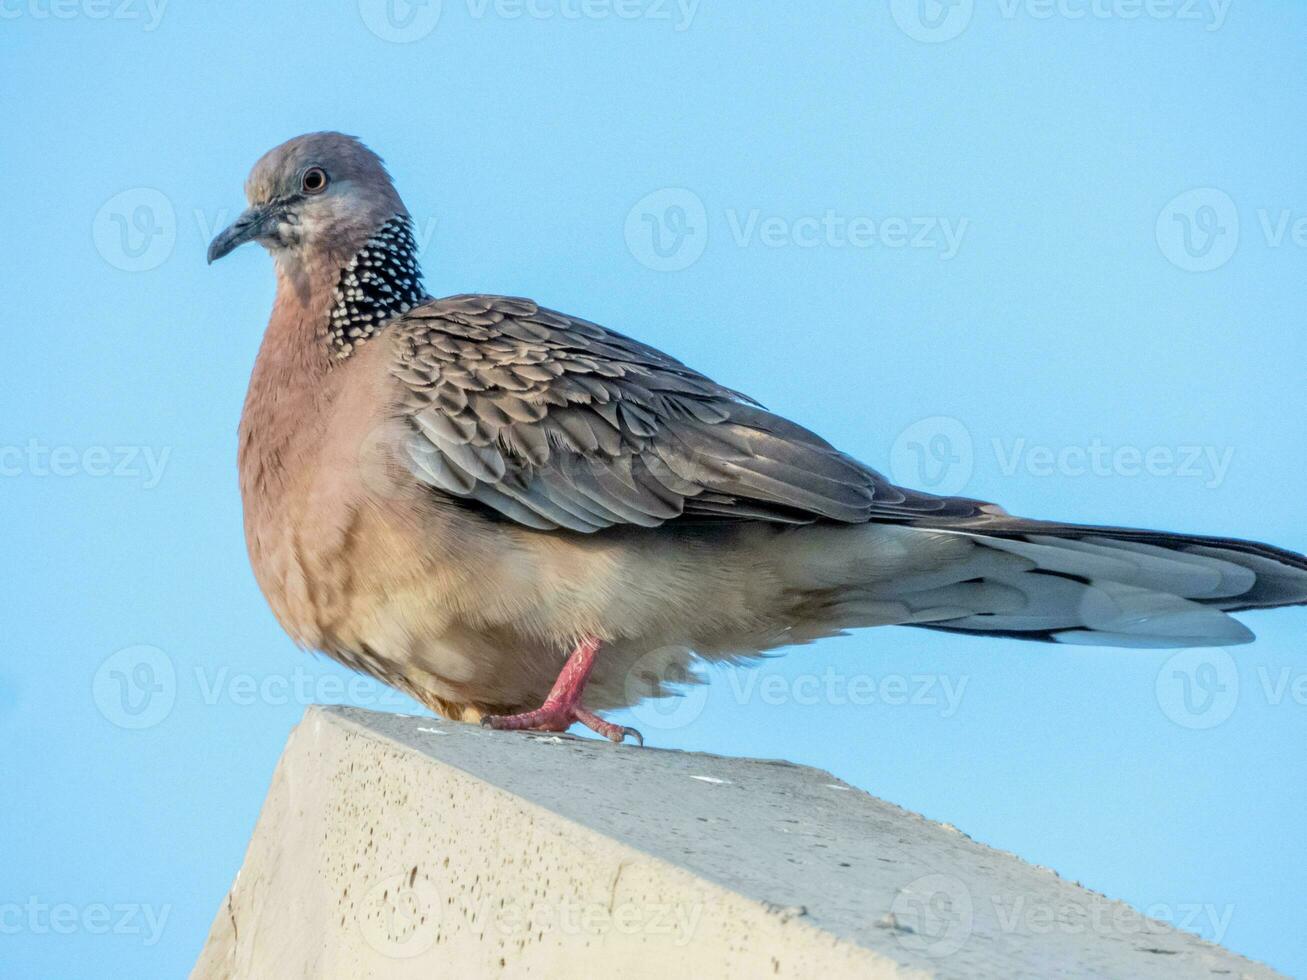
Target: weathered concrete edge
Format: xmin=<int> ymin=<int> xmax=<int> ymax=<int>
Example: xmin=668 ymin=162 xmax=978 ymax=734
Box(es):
xmin=323 ymin=706 xmax=922 ymax=972
xmin=322 ymin=705 xmax=1282 ymax=978
xmin=193 ymin=706 xmax=926 ymax=979
xmin=193 ymin=705 xmax=1286 ymax=979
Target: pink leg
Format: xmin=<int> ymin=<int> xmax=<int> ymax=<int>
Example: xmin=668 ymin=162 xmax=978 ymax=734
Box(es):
xmin=481 ymin=637 xmax=643 ymax=746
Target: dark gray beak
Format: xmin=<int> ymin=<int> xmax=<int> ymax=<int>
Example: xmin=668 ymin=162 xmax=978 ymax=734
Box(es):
xmin=207 ymin=203 xmax=283 ymax=264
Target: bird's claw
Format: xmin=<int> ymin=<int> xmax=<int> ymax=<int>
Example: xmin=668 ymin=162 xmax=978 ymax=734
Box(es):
xmin=482 ymin=703 xmax=643 ymax=746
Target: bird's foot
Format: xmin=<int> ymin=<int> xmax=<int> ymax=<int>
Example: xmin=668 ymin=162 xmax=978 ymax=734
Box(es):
xmin=482 ymin=702 xmax=642 ymax=746
xmin=479 ymin=636 xmax=643 ymax=746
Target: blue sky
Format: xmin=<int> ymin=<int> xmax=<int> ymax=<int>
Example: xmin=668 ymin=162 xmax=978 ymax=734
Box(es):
xmin=3 ymin=1 xmax=1306 ymax=976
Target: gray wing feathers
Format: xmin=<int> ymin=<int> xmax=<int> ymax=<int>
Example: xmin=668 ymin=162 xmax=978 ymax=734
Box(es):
xmin=389 ymin=294 xmax=964 ymax=533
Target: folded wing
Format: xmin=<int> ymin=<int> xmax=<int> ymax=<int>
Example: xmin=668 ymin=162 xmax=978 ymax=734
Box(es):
xmin=389 ymin=294 xmax=988 ymax=533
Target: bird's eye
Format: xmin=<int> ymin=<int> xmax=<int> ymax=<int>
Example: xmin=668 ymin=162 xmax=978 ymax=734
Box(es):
xmin=301 ymin=167 xmax=328 ymax=194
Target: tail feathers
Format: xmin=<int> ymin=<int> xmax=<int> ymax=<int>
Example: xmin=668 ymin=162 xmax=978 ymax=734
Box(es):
xmin=882 ymin=521 xmax=1307 ymax=649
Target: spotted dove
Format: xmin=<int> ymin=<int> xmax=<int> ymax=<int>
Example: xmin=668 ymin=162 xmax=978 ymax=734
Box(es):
xmin=208 ymin=132 xmax=1307 ymax=744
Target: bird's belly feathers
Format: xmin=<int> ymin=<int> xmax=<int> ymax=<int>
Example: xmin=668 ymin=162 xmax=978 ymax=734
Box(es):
xmin=238 ymin=458 xmax=566 ymax=709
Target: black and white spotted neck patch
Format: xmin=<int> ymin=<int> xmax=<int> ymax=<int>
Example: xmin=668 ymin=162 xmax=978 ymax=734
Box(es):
xmin=327 ymin=215 xmax=429 ymax=359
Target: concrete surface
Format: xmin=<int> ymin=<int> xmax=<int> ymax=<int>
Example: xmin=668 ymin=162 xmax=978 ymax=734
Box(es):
xmin=193 ymin=705 xmax=1282 ymax=979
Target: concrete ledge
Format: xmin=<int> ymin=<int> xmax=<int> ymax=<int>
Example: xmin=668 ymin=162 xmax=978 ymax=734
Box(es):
xmin=192 ymin=706 xmax=1281 ymax=979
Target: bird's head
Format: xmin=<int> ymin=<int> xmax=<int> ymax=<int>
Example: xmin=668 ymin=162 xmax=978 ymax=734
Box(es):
xmin=208 ymin=133 xmax=427 ymax=356
xmin=207 ymin=132 xmax=407 ymax=270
